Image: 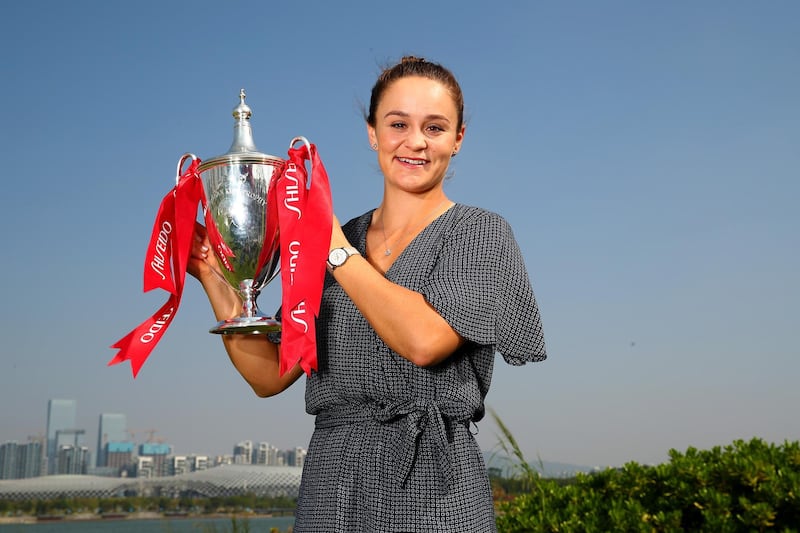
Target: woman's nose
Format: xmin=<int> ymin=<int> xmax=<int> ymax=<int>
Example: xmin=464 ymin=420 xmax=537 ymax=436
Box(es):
xmin=404 ymin=128 xmax=427 ymax=150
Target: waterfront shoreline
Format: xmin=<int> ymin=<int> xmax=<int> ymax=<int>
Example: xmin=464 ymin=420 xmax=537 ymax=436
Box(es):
xmin=0 ymin=511 xmax=281 ymax=525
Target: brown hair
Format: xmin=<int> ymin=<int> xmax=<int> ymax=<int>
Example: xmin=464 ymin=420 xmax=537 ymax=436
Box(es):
xmin=366 ymin=56 xmax=464 ymax=130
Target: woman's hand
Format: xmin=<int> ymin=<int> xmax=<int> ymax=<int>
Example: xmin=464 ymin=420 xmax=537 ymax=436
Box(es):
xmin=187 ymin=222 xmax=222 ymax=283
xmin=185 ymin=221 xmax=240 ymax=326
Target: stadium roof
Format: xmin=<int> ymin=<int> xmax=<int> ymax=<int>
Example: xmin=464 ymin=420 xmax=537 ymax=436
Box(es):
xmin=0 ymin=465 xmax=302 ymax=500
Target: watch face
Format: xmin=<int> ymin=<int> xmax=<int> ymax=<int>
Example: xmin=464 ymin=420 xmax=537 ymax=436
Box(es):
xmin=330 ymin=248 xmax=347 ymax=266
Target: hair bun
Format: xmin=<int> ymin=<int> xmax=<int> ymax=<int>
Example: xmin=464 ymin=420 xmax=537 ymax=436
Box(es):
xmin=401 ymin=55 xmax=426 ymax=64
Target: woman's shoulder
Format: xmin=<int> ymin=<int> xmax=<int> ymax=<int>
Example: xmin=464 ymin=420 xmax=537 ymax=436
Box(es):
xmin=451 ymin=203 xmax=502 ymax=219
xmin=447 ymin=203 xmax=511 ymax=232
xmin=339 ymin=204 xmax=510 ymax=242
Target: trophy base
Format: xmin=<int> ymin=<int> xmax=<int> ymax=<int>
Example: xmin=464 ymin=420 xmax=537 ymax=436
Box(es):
xmin=209 ymin=316 xmax=281 ymax=335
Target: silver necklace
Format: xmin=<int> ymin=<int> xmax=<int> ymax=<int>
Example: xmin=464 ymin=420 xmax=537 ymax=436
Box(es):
xmin=379 ymin=199 xmax=449 ymax=256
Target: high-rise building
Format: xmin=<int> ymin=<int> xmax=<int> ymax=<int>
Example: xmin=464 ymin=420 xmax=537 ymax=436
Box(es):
xmin=105 ymin=442 xmax=135 ymax=475
xmin=138 ymin=443 xmax=171 ymax=477
xmin=17 ymin=440 xmax=43 ymax=478
xmin=0 ymin=442 xmax=18 ymax=479
xmin=56 ymin=445 xmax=89 ymax=475
xmin=0 ymin=440 xmax=44 ymax=479
xmin=188 ymin=455 xmax=209 ymax=471
xmin=46 ymin=399 xmax=77 ymax=475
xmin=287 ymin=447 xmax=307 ymax=468
xmin=233 ymin=440 xmax=254 ymax=464
xmin=256 ymin=441 xmax=278 ymax=465
xmin=136 ymin=456 xmax=155 ymax=478
xmin=96 ymin=413 xmax=128 ymax=467
xmin=170 ymin=455 xmax=190 ymax=476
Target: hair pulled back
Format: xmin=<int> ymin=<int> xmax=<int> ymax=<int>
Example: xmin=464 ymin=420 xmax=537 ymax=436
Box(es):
xmin=367 ymin=56 xmax=464 ymax=130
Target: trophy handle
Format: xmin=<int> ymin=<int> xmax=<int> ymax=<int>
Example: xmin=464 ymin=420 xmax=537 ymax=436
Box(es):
xmin=176 ymin=153 xmax=199 ymax=185
xmin=289 ymin=136 xmax=314 ymax=187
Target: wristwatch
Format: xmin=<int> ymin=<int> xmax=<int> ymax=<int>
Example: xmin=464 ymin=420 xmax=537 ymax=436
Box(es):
xmin=327 ymin=246 xmax=360 ymax=272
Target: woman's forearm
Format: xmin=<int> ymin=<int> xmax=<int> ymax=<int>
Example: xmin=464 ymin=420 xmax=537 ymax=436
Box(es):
xmin=199 ymin=271 xmax=302 ymax=396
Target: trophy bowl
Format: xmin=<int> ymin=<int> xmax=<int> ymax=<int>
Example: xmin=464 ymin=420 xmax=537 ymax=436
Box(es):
xmin=197 ymin=89 xmax=284 ymax=334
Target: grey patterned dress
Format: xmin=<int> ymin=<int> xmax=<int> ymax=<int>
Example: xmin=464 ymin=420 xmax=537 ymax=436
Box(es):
xmin=294 ymin=203 xmax=546 ymax=532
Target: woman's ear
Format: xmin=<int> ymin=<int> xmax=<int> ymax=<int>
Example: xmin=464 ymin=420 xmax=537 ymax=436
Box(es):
xmin=454 ymin=124 xmax=466 ymax=153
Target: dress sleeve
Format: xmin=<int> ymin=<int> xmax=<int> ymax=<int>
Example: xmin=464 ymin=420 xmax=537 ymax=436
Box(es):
xmin=420 ymin=210 xmax=546 ymax=365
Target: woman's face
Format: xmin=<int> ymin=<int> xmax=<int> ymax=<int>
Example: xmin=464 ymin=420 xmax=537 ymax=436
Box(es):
xmin=368 ymin=76 xmax=465 ymax=195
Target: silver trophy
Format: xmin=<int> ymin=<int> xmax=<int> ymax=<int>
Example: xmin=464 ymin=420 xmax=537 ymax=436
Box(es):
xmin=184 ymin=89 xmax=301 ymax=335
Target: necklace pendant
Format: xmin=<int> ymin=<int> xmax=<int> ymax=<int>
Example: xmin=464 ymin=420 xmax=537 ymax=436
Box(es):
xmin=384 ymin=249 xmax=392 ymax=256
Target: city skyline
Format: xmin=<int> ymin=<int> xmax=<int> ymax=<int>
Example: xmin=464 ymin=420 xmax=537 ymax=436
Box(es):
xmin=4 ymin=397 xmax=309 ymax=459
xmin=1 ymin=397 xmax=309 ymax=480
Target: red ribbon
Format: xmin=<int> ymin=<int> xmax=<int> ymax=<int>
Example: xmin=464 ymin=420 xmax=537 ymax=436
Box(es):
xmin=275 ymin=142 xmax=332 ymax=376
xmin=109 ymin=158 xmax=203 ymax=378
xmin=110 ymin=144 xmax=332 ymax=379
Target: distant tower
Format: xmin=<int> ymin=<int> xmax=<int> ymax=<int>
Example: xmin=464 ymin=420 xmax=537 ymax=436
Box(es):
xmin=138 ymin=443 xmax=171 ymax=477
xmin=233 ymin=440 xmax=254 ymax=464
xmin=46 ymin=399 xmax=77 ymax=475
xmin=0 ymin=442 xmax=18 ymax=479
xmin=96 ymin=413 xmax=128 ymax=467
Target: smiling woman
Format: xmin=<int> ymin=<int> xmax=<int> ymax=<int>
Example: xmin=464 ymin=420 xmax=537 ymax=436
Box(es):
xmin=188 ymin=56 xmax=547 ymax=532
xmin=366 ymin=74 xmax=464 ymax=268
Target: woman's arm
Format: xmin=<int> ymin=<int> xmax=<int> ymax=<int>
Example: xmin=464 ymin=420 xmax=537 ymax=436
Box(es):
xmin=328 ymin=217 xmax=464 ymax=367
xmin=188 ymin=223 xmax=303 ymax=396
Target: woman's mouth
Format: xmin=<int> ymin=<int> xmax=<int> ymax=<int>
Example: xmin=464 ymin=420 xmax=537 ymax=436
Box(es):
xmin=397 ymin=157 xmax=426 ymax=166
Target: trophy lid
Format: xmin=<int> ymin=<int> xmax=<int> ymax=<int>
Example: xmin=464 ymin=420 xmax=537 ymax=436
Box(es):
xmin=198 ymin=89 xmax=283 ymax=171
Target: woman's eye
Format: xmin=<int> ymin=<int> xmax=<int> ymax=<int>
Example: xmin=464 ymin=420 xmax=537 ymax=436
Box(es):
xmin=427 ymin=125 xmax=445 ymax=133
xmin=390 ymin=122 xmax=406 ymax=129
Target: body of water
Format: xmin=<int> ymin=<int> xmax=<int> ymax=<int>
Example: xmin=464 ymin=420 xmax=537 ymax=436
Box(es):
xmin=0 ymin=516 xmax=295 ymax=532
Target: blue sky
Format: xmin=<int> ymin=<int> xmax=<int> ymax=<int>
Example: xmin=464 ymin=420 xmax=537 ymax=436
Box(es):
xmin=1 ymin=1 xmax=797 ymax=468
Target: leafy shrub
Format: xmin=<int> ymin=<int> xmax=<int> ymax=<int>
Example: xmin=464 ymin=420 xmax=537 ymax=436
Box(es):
xmin=492 ymin=414 xmax=800 ymax=532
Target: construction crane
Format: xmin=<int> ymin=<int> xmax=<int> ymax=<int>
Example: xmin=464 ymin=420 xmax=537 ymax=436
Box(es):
xmin=26 ymin=432 xmax=45 ymax=445
xmin=129 ymin=428 xmax=159 ymax=443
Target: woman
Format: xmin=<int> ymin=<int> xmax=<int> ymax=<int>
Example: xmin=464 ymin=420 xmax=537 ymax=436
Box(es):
xmin=189 ymin=56 xmax=546 ymax=532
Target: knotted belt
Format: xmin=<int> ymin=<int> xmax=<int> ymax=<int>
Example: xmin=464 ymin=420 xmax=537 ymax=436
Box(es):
xmin=315 ymin=400 xmax=469 ymax=491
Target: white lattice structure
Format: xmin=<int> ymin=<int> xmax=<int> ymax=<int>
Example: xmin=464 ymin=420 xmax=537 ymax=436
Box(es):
xmin=0 ymin=465 xmax=302 ymax=500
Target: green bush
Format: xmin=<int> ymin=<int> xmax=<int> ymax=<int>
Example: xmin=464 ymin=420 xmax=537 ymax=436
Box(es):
xmin=494 ymin=436 xmax=800 ymax=532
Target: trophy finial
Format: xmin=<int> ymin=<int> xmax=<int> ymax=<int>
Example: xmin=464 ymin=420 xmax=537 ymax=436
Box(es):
xmin=232 ymin=88 xmax=252 ymax=121
xmin=228 ymin=88 xmax=257 ymax=153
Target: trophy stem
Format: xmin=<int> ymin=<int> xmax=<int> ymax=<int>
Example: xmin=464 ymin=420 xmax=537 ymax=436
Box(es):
xmin=209 ymin=279 xmax=280 ymax=335
xmin=240 ymin=279 xmax=260 ymax=318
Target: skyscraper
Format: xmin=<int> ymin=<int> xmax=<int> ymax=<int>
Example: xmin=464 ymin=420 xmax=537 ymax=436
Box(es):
xmin=46 ymin=399 xmax=77 ymax=475
xmin=96 ymin=413 xmax=128 ymax=467
xmin=0 ymin=442 xmax=17 ymax=479
xmin=233 ymin=440 xmax=254 ymax=464
xmin=18 ymin=440 xmax=43 ymax=478
xmin=0 ymin=440 xmax=43 ymax=479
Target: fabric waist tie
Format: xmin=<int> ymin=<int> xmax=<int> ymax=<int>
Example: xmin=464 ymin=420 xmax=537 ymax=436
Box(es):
xmin=315 ymin=400 xmax=469 ymax=491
